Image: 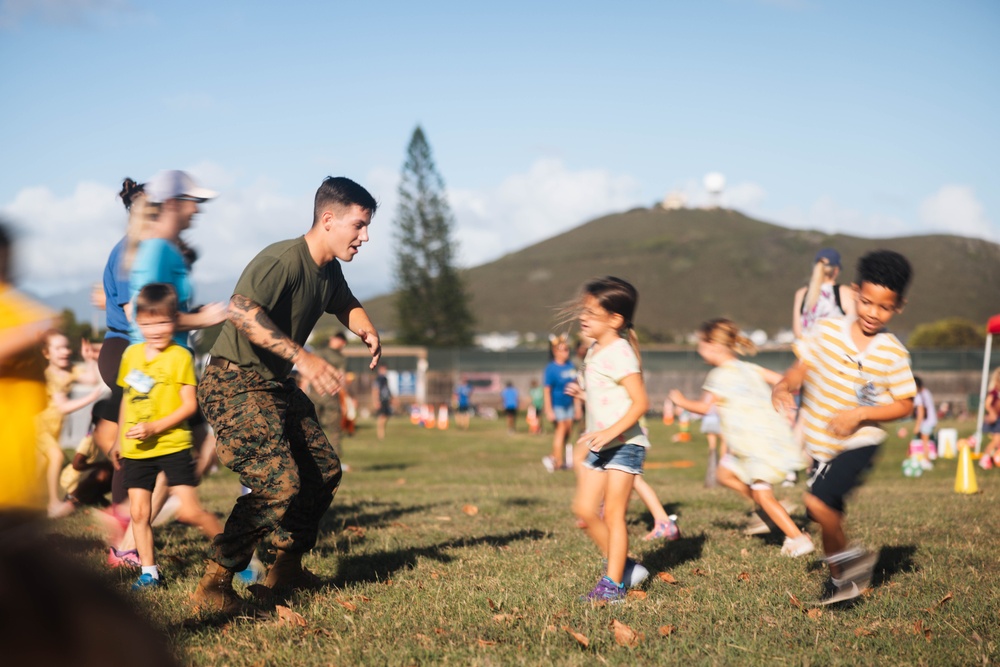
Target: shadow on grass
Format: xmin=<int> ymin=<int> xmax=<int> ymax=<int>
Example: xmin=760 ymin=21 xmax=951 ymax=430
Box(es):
xmin=318 ymin=500 xmax=443 ymax=535
xmin=873 ymin=544 xmax=918 ymax=586
xmin=327 ymin=528 xmax=550 ymax=587
xmin=44 ymin=532 xmax=107 ymax=557
xmin=362 ymin=462 xmax=412 ymax=472
xmin=642 ymin=532 xmax=707 ymax=572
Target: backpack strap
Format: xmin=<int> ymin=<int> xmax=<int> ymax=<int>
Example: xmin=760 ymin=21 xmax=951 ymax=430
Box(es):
xmin=833 ymin=283 xmax=845 ymax=315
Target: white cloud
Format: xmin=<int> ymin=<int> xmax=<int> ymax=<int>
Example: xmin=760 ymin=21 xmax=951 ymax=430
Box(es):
xmin=919 ymin=185 xmax=995 ymax=241
xmin=448 ymin=158 xmax=643 ymax=266
xmin=766 ymin=195 xmax=910 ymax=238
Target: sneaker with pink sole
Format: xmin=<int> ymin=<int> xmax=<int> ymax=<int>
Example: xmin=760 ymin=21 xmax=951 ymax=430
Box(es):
xmin=642 ymin=515 xmax=680 ymax=541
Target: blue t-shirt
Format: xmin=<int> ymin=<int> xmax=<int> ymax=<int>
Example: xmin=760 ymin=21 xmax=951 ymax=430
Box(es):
xmin=544 ymin=361 xmax=576 ymax=409
xmin=102 ymin=237 xmax=131 ymax=340
xmin=129 ymin=238 xmax=192 ymax=346
xmin=501 ymin=386 xmax=519 ymax=410
xmin=455 ymin=383 xmax=472 ymax=409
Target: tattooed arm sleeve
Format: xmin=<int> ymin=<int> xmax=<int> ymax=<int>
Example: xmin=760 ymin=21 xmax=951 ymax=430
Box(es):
xmin=228 ymin=294 xmax=303 ymax=362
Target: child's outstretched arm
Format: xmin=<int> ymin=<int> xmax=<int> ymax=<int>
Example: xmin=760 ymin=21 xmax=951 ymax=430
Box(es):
xmin=828 ymin=397 xmax=914 ymax=438
xmin=668 ymin=389 xmax=715 ymax=416
xmin=771 ymin=360 xmax=807 ymax=414
xmin=124 ymin=384 xmax=197 ymax=442
xmin=576 ymin=373 xmax=648 ymax=451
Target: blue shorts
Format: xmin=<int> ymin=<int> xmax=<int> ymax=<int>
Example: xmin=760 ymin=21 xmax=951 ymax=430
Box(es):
xmin=552 ymin=405 xmax=575 ymax=422
xmin=583 ymin=443 xmax=645 ymax=476
xmin=984 ymin=419 xmax=1000 ymax=435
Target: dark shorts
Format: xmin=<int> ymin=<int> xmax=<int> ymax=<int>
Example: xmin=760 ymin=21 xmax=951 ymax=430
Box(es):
xmin=505 ymin=408 xmax=517 ymax=418
xmin=457 ymin=405 xmax=470 ymax=414
xmin=985 ymin=419 xmax=1000 ymax=435
xmin=122 ymin=450 xmax=197 ymax=491
xmin=807 ymin=445 xmax=878 ymax=515
xmin=97 ymin=335 xmax=130 ymax=423
xmin=377 ymin=400 xmax=392 ymax=417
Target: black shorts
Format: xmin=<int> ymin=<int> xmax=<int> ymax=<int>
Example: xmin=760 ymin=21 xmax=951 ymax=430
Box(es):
xmin=807 ymin=445 xmax=878 ymax=515
xmin=122 ymin=450 xmax=197 ymax=491
xmin=505 ymin=408 xmax=517 ymax=418
xmin=97 ymin=336 xmax=130 ymax=423
xmin=377 ymin=400 xmax=392 ymax=417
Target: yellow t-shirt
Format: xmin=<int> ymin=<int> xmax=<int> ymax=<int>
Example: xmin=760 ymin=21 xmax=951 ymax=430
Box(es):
xmin=117 ymin=342 xmax=197 ymax=459
xmin=59 ymin=433 xmax=106 ymax=495
xmin=0 ymin=286 xmax=52 ymax=509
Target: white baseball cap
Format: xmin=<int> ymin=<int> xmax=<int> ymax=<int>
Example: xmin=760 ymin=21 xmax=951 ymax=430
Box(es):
xmin=145 ymin=170 xmax=218 ymax=204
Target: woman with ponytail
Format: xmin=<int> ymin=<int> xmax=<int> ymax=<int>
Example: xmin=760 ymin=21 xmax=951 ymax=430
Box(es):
xmin=792 ymin=248 xmax=855 ymax=339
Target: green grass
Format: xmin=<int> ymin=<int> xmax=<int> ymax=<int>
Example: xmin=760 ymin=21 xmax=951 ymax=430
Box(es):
xmin=52 ymin=419 xmax=999 ymax=666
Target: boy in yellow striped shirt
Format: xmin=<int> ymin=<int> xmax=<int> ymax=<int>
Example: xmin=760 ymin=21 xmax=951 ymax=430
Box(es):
xmin=773 ymin=250 xmax=915 ymax=605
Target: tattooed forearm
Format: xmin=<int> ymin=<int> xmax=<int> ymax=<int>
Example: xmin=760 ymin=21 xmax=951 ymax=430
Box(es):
xmin=228 ymin=294 xmax=302 ymax=362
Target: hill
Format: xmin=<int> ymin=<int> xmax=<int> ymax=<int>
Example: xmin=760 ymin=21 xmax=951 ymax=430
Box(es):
xmin=343 ymin=207 xmax=1000 ymax=340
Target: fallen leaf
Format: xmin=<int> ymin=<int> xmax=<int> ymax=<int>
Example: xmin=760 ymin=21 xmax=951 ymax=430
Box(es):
xmin=357 ymin=595 xmax=371 ymax=602
xmin=691 ymin=568 xmax=708 ymax=577
xmin=430 ymin=572 xmax=440 ymax=580
xmin=658 ymin=625 xmax=677 ymax=637
xmin=562 ymin=625 xmax=590 ymax=648
xmin=737 ymin=571 xmax=750 ymax=582
xmin=913 ymin=620 xmax=932 ymax=641
xmin=627 ymin=590 xmax=648 ymax=600
xmin=477 ymin=639 xmax=497 ymax=647
xmin=854 ymin=627 xmax=876 ymax=637
xmin=462 ymin=504 xmax=479 ymax=516
xmin=787 ymin=592 xmax=803 ymax=608
xmin=344 ymin=525 xmax=365 ymax=537
xmin=935 ymin=592 xmax=953 ymax=609
xmin=395 ymin=478 xmax=406 ymax=485
xmin=275 ymin=605 xmax=307 ymax=627
xmin=389 ymin=521 xmax=411 ymax=529
xmin=805 ymin=608 xmax=823 ymax=620
xmin=657 ymin=572 xmax=678 ymax=585
xmin=414 ymin=634 xmax=431 ymax=647
xmin=335 ymin=597 xmax=357 ymax=612
xmin=493 ymin=613 xmax=519 ymax=624
xmin=740 ymin=548 xmax=749 ymax=557
xmin=435 ymin=516 xmax=452 ymax=521
xmin=434 ymin=628 xmax=447 ymax=635
xmin=611 ymin=619 xmax=640 ymax=648
xmin=487 ymin=598 xmax=499 ymax=610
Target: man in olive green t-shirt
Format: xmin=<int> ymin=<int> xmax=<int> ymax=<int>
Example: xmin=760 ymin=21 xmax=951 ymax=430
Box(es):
xmin=192 ymin=177 xmax=382 ymax=613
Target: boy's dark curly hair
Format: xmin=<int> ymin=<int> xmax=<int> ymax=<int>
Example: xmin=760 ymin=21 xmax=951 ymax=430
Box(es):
xmin=856 ymin=250 xmax=912 ymax=303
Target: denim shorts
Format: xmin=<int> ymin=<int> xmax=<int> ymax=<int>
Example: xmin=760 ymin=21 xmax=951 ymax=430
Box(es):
xmin=552 ymin=405 xmax=575 ymax=422
xmin=583 ymin=443 xmax=645 ymax=475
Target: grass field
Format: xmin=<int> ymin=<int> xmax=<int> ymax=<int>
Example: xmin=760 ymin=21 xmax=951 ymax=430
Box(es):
xmin=51 ymin=417 xmax=998 ymax=666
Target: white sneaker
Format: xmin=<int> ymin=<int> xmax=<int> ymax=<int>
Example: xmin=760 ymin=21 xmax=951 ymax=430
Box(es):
xmin=919 ymin=459 xmax=934 ymax=471
xmin=541 ymin=456 xmax=556 ymax=473
xmin=780 ymin=534 xmax=815 ymax=558
xmin=623 ymin=559 xmax=649 ymax=588
xmin=743 ymin=512 xmax=772 ymax=536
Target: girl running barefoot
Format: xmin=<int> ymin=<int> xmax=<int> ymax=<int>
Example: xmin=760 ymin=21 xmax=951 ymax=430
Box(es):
xmin=670 ymin=319 xmax=813 ymax=557
xmin=569 ymin=277 xmax=650 ymax=603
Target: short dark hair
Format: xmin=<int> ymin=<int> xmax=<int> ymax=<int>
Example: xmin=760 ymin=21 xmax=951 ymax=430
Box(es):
xmin=135 ymin=283 xmax=179 ymax=319
xmin=331 ymin=332 xmax=348 ymax=343
xmin=313 ymin=177 xmax=377 ymax=225
xmin=856 ymin=250 xmax=912 ymax=303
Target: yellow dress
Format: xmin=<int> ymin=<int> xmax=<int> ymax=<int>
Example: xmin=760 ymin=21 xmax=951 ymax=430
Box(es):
xmin=0 ymin=286 xmax=52 ymax=510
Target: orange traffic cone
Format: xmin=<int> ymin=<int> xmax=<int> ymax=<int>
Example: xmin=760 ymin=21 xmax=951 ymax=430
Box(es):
xmin=955 ymin=440 xmax=980 ymax=494
xmin=437 ymin=405 xmax=449 ymax=430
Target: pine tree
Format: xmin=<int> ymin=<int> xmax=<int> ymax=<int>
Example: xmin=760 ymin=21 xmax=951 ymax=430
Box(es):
xmin=393 ymin=126 xmax=475 ymax=346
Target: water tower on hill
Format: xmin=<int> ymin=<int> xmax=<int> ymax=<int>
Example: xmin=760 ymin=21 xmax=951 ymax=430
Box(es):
xmin=703 ymin=172 xmax=725 ymax=209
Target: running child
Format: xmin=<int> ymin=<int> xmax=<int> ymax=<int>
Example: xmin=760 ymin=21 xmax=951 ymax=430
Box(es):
xmin=569 ymin=276 xmax=650 ymax=603
xmin=669 ymin=319 xmax=812 ymax=557
xmin=979 ymin=367 xmax=1000 ymax=469
xmin=38 ymin=332 xmax=104 ymax=518
xmin=912 ymin=376 xmax=937 ymax=465
xmin=772 ymin=250 xmax=916 ymax=605
xmin=543 ymin=335 xmax=579 ymax=471
xmin=116 ymin=283 xmax=222 ymax=590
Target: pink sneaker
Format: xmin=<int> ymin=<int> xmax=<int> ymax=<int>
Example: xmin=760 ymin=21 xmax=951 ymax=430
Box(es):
xmin=643 ymin=516 xmax=681 ymax=541
xmin=108 ymin=547 xmax=141 ymax=568
xmin=980 ymin=455 xmax=994 ymax=470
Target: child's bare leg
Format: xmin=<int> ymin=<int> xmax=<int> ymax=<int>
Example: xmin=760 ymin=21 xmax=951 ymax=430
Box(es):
xmin=170 ymin=485 xmax=222 ymax=539
xmin=632 ymin=476 xmax=670 ymax=524
xmin=552 ymin=421 xmax=570 ymax=468
xmin=193 ymin=424 xmax=218 ymax=479
xmin=45 ymin=444 xmax=64 ymax=506
xmin=804 ymin=492 xmax=847 ymax=576
xmin=752 ymin=486 xmax=803 ymax=539
xmin=128 ymin=488 xmax=155 ymax=567
xmin=572 ymin=440 xmax=591 ymax=477
xmin=717 ymin=465 xmax=754 ymax=501
xmin=572 ymin=467 xmax=609 ymax=554
xmin=718 ymin=435 xmax=727 ymax=460
xmin=602 ymin=470 xmax=635 ymax=585
xmin=119 ymin=472 xmax=169 ymax=550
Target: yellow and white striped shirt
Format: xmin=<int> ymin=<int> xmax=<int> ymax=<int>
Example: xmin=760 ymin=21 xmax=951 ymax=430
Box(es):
xmin=794 ymin=317 xmax=915 ymax=463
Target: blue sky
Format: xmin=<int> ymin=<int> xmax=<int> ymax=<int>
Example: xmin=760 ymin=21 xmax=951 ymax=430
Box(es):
xmin=1 ymin=0 xmax=997 ymax=302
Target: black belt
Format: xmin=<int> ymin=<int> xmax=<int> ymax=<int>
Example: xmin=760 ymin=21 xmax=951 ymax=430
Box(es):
xmin=208 ymin=357 xmax=238 ymax=370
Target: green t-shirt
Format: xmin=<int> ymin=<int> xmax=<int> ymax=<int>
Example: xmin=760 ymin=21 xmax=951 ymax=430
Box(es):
xmin=210 ymin=237 xmax=357 ymax=381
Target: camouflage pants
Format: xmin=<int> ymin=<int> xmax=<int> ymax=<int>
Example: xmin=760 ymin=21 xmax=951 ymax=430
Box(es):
xmin=199 ymin=365 xmax=342 ymax=572
xmin=309 ymin=391 xmax=343 ymax=459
